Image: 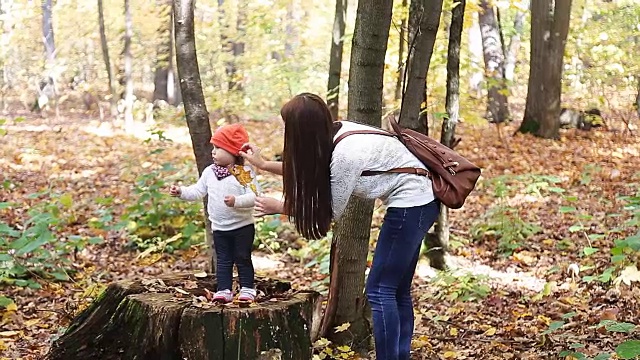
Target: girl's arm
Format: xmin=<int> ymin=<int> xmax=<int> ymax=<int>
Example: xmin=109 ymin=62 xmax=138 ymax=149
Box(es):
xmin=179 ymin=168 xmax=210 ymax=201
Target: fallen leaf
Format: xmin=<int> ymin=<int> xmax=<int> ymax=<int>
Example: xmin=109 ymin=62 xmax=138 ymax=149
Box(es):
xmin=443 ymin=351 xmax=456 ymax=358
xmin=484 ymin=327 xmax=497 ymax=336
xmin=334 ymin=322 xmax=350 ymax=333
xmin=183 ymin=280 xmax=198 ymax=289
xmin=173 ymin=287 xmax=189 ymax=295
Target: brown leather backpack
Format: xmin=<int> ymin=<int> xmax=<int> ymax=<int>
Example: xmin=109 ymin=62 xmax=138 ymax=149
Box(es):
xmin=333 ymin=118 xmax=481 ymax=209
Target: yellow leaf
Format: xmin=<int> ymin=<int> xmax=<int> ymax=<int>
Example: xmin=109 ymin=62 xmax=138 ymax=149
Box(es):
xmin=313 ymin=338 xmax=331 ymax=347
xmin=59 ymin=193 xmax=73 ymax=208
xmin=449 ymin=327 xmax=459 ymax=336
xmin=537 ymin=315 xmax=551 ymax=326
xmin=24 ymin=318 xmax=41 ymax=327
xmin=444 ymin=351 xmax=456 ymax=358
xmin=5 ymin=303 xmax=17 ymax=312
xmin=82 ymin=283 xmax=106 ymax=298
xmin=336 ymin=345 xmax=351 ymax=352
xmin=484 ymin=327 xmax=497 ymax=336
xmin=334 ymin=322 xmax=351 ymax=333
xmin=0 ymin=339 xmax=7 ymax=351
xmin=412 ymin=335 xmax=430 ymax=347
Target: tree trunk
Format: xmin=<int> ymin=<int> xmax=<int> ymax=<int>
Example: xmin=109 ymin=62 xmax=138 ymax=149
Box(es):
xmin=635 ymin=77 xmax=640 ymax=120
xmin=398 ymin=0 xmax=444 ymax=135
xmin=284 ymin=0 xmax=300 ymax=59
xmin=468 ymin=13 xmax=484 ymax=98
xmin=168 ymin=8 xmax=181 ymax=105
xmin=321 ymin=0 xmax=394 ymax=350
xmin=174 ymin=0 xmax=217 ymax=273
xmin=397 ymin=0 xmax=445 ymax=268
xmin=45 ymin=274 xmax=320 ymax=360
xmin=503 ymin=3 xmax=527 ymax=82
xmin=394 ymin=0 xmax=408 ymax=102
xmin=153 ymin=0 xmax=173 ymax=103
xmin=0 ymin=0 xmax=14 ymax=110
xmin=436 ymin=0 xmax=466 ymax=263
xmin=42 ymin=0 xmax=55 ymax=64
xmin=327 ymin=0 xmax=347 ymax=120
xmin=218 ymin=0 xmax=244 ymax=93
xmin=98 ymin=0 xmax=118 ymax=118
xmin=478 ymin=0 xmax=510 ymax=123
xmin=519 ymin=0 xmax=572 ymax=139
xmin=123 ymin=0 xmax=134 ymax=133
xmin=41 ymin=0 xmax=58 ymax=119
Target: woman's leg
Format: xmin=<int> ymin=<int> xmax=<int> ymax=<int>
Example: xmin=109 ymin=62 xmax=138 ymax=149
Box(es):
xmin=366 ymin=204 xmax=432 ymax=360
xmin=396 ymin=202 xmax=440 ymax=359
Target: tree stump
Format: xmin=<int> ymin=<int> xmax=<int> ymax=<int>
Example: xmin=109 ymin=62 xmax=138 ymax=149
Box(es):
xmin=45 ymin=273 xmax=321 ymax=360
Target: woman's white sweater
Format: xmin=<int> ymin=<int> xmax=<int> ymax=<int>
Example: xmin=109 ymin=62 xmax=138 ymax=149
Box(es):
xmin=331 ymin=121 xmax=435 ymax=219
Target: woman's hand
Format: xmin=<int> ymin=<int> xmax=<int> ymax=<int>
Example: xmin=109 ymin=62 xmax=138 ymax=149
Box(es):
xmin=239 ymin=143 xmax=266 ymax=170
xmin=254 ymin=196 xmax=285 ymax=217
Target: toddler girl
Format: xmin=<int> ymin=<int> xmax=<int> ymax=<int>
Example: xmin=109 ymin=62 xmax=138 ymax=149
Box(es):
xmin=169 ymin=124 xmax=260 ymax=303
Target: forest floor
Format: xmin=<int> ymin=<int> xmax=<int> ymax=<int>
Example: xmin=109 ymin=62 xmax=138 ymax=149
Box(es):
xmin=1 ymin=108 xmax=640 ymax=360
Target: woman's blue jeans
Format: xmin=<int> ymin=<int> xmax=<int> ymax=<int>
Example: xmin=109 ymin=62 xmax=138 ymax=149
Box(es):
xmin=366 ymin=201 xmax=440 ymax=360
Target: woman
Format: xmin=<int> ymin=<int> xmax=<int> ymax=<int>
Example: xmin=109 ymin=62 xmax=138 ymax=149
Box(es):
xmin=240 ymin=93 xmax=439 ymax=360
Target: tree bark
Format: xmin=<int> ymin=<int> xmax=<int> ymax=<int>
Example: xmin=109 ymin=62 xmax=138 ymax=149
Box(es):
xmin=284 ymin=0 xmax=300 ymax=59
xmin=98 ymin=0 xmax=118 ymax=118
xmin=327 ymin=0 xmax=347 ymax=120
xmin=468 ymin=13 xmax=484 ymax=98
xmin=394 ymin=0 xmax=408 ymax=102
xmin=42 ymin=0 xmax=55 ymax=64
xmin=218 ymin=0 xmax=244 ymax=93
xmin=40 ymin=0 xmax=58 ymax=118
xmin=436 ymin=0 xmax=466 ymax=263
xmin=153 ymin=0 xmax=177 ymax=104
xmin=397 ymin=0 xmax=445 ymax=269
xmin=635 ymin=77 xmax=640 ymax=120
xmin=0 ymin=0 xmax=15 ymax=110
xmin=519 ymin=0 xmax=572 ymax=139
xmin=321 ymin=0 xmax=394 ymax=350
xmin=503 ymin=2 xmax=527 ymax=82
xmin=478 ymin=0 xmax=510 ymax=123
xmin=174 ymin=0 xmax=216 ymax=273
xmin=45 ymin=274 xmax=319 ymax=360
xmin=398 ymin=0 xmax=444 ymax=135
xmin=123 ymin=0 xmax=134 ymax=133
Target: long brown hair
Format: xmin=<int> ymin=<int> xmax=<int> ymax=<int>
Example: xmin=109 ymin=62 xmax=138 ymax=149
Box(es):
xmin=281 ymin=93 xmax=334 ymax=239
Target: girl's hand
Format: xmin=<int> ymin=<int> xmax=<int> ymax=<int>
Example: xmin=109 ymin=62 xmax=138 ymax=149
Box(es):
xmin=239 ymin=143 xmax=266 ymax=170
xmin=224 ymin=195 xmax=235 ymax=207
xmin=169 ymin=185 xmax=181 ymax=197
xmin=254 ymin=196 xmax=284 ymax=217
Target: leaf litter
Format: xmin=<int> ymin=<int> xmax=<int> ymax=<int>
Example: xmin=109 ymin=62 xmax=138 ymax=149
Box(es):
xmin=1 ymin=112 xmax=640 ymax=359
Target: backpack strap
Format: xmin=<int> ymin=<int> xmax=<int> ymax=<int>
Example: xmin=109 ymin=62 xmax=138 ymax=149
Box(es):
xmin=362 ymin=167 xmax=430 ymax=177
xmin=333 ymin=129 xmax=395 ymax=148
xmin=332 ymin=128 xmax=430 ymax=177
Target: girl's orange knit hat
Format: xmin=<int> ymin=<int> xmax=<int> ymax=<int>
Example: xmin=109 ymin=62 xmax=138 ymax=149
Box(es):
xmin=210 ymin=124 xmax=249 ymax=156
